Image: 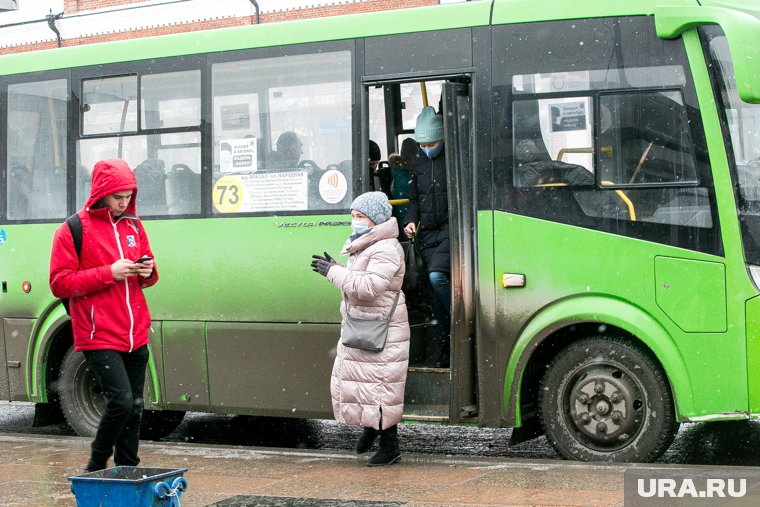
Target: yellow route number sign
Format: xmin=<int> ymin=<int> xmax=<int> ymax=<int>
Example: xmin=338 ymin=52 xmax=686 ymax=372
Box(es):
xmin=213 ymin=176 xmax=243 ymax=213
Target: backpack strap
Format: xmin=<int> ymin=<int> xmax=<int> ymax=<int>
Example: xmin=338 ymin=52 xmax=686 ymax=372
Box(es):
xmin=65 ymin=213 xmax=83 ymax=260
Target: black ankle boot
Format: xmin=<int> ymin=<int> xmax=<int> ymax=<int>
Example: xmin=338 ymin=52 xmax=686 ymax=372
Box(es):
xmin=368 ymin=425 xmax=401 ymax=467
xmin=84 ymin=459 xmax=106 ymax=473
xmin=356 ymin=426 xmax=379 ymax=454
xmin=434 ymin=340 xmax=450 ymax=368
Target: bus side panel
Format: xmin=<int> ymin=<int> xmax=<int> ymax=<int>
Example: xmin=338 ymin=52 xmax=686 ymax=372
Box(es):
xmin=0 ymin=320 xmax=9 ymax=399
xmin=3 ymin=318 xmax=34 ymax=401
xmin=161 ymin=321 xmax=209 ymax=412
xmin=474 ymin=210 xmax=500 ymax=427
xmin=206 ymin=322 xmax=339 ymax=418
xmin=495 ymin=213 xmax=745 ymax=420
xmin=747 ymin=296 xmax=760 ymax=416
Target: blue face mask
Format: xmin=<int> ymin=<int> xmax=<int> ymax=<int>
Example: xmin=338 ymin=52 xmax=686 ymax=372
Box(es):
xmin=422 ymin=143 xmax=444 ymax=159
xmin=351 ymin=219 xmax=370 ymax=235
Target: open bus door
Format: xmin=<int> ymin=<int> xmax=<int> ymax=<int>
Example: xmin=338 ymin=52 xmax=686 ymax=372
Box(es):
xmin=441 ymin=82 xmax=478 ymax=424
xmin=368 ymin=78 xmax=477 ymax=424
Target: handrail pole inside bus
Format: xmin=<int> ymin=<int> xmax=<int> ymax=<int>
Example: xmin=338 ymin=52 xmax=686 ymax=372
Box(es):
xmin=420 ymin=82 xmax=428 ymax=107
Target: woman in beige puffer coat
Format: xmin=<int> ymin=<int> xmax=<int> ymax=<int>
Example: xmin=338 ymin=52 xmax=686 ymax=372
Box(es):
xmin=311 ymin=191 xmax=410 ymax=467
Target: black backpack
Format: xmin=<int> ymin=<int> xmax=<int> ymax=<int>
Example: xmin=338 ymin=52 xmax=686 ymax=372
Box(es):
xmin=61 ymin=214 xmax=83 ymax=315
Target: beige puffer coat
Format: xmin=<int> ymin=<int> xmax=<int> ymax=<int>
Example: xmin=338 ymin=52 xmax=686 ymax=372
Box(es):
xmin=327 ymin=217 xmax=410 ymax=430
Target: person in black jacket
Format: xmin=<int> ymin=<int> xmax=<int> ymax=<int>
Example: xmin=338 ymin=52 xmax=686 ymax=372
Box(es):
xmin=403 ymin=106 xmax=450 ymax=368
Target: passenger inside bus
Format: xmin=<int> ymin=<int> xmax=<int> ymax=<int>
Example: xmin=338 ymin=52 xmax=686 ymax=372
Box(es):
xmin=388 ymin=137 xmax=416 ymax=234
xmin=269 ymin=131 xmax=303 ymax=169
xmin=369 ymin=139 xmax=392 ymax=198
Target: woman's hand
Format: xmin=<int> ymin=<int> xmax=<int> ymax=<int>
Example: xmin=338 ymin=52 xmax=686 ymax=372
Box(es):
xmin=404 ymin=222 xmax=417 ymax=238
xmin=311 ymin=252 xmax=336 ymax=277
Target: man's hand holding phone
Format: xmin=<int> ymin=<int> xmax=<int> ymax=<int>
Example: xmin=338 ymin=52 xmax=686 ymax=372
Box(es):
xmin=133 ymin=256 xmax=154 ymax=279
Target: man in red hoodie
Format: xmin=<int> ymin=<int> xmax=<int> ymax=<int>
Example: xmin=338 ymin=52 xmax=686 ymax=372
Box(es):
xmin=50 ymin=158 xmax=159 ymax=472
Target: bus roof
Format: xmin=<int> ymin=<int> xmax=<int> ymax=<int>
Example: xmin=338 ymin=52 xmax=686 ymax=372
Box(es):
xmin=0 ymin=1 xmax=492 ymax=76
xmin=700 ymin=0 xmax=760 ymax=20
xmin=0 ymin=0 xmax=756 ymax=77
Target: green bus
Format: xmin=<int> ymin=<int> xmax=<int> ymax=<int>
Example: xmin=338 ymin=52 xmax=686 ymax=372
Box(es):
xmin=1 ymin=0 xmax=759 ymax=462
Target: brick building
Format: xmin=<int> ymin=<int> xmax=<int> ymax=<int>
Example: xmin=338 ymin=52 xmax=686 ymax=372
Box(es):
xmin=0 ymin=0 xmax=450 ymax=54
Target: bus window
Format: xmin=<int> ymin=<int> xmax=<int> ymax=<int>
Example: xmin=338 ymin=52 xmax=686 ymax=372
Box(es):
xmin=211 ymin=50 xmax=352 ymax=214
xmin=598 ymin=91 xmax=697 ymax=186
xmin=77 ymin=132 xmax=201 ymax=215
xmin=6 ymin=78 xmax=67 ymax=221
xmin=400 ymin=81 xmax=443 ymax=130
xmin=702 ymin=26 xmax=760 ymax=265
xmin=141 ymin=70 xmax=201 ymax=130
xmin=82 ymin=75 xmax=138 ymax=135
xmin=509 ymin=69 xmax=711 ymax=227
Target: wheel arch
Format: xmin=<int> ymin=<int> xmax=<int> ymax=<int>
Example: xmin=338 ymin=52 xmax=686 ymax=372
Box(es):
xmin=27 ymin=302 xmax=163 ymax=408
xmin=27 ymin=302 xmax=72 ymax=402
xmin=503 ymin=295 xmax=692 ymax=427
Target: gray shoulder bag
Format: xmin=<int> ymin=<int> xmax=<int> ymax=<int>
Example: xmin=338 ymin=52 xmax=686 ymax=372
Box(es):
xmin=341 ymin=291 xmax=401 ymax=352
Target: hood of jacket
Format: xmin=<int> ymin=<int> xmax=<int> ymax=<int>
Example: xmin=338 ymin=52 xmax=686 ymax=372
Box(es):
xmin=85 ymin=159 xmax=138 ymax=213
xmin=342 ymin=217 xmax=399 ymax=255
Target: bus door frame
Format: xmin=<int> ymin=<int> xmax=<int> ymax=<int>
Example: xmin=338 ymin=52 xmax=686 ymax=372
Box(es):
xmin=442 ymin=81 xmax=478 ymax=423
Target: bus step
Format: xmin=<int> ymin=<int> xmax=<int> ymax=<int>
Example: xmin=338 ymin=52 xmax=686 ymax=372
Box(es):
xmin=403 ymin=403 xmax=449 ymax=423
xmin=404 ymin=366 xmax=450 ymax=406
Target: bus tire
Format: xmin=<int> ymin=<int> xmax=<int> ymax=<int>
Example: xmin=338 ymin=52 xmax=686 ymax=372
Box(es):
xmin=58 ymin=347 xmax=101 ymax=437
xmin=59 ymin=346 xmax=186 ymax=440
xmin=538 ymin=336 xmax=678 ymax=462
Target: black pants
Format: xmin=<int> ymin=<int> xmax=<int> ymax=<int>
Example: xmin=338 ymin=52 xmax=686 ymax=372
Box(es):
xmin=83 ymin=345 xmax=149 ymax=468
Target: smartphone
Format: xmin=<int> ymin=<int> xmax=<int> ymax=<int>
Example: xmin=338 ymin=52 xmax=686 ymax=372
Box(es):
xmin=134 ymin=256 xmax=152 ymax=264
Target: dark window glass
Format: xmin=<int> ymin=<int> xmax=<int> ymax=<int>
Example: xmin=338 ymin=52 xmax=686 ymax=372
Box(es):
xmin=701 ymin=26 xmax=760 ymax=265
xmin=493 ymin=16 xmax=719 ymax=254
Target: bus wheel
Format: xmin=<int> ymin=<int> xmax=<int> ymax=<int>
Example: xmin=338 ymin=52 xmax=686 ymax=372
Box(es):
xmin=59 ymin=347 xmax=186 ymax=440
xmin=538 ymin=336 xmax=678 ymax=462
xmin=140 ymin=410 xmax=185 ymax=440
xmin=58 ymin=347 xmax=102 ymax=437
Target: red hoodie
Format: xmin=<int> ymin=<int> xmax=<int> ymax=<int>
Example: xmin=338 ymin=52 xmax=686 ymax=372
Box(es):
xmin=49 ymin=159 xmax=159 ymax=352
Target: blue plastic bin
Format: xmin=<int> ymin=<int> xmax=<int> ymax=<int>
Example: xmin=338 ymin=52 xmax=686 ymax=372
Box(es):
xmin=69 ymin=466 xmax=188 ymax=507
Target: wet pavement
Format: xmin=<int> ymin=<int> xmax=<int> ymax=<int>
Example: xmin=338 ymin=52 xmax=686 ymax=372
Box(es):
xmin=0 ymin=432 xmax=634 ymax=506
xmin=4 ymin=402 xmax=760 ymax=466
xmin=2 ymin=402 xmax=760 ymax=505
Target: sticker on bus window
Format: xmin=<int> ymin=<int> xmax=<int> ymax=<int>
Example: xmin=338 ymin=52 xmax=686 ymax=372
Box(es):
xmin=318 ymin=169 xmax=348 ymax=204
xmin=0 ymin=229 xmax=6 ymax=246
xmin=549 ymin=101 xmax=587 ymax=132
xmin=213 ymin=171 xmax=308 ymax=213
xmin=220 ymin=138 xmax=257 ymax=173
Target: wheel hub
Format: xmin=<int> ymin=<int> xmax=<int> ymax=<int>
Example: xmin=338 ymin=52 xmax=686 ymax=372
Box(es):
xmin=568 ymin=365 xmax=644 ymax=448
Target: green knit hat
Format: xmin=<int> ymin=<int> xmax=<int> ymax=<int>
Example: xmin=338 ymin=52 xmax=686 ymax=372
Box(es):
xmin=414 ymin=106 xmax=444 ymax=143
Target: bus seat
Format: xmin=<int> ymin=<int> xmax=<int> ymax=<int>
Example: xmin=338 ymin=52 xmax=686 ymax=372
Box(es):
xmin=166 ymin=163 xmax=200 ymax=215
xmin=517 ymin=160 xmax=593 ymax=187
xmin=45 ymin=169 xmax=67 ymax=217
xmin=134 ymin=158 xmax=167 ymax=215
xmin=8 ymin=165 xmax=31 ymax=219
